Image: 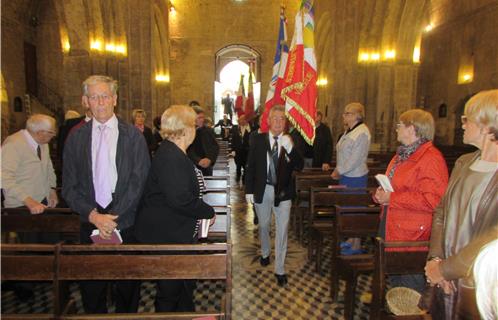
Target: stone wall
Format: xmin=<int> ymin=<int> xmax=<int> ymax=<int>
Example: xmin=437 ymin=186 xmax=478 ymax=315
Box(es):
xmin=168 ymin=0 xmax=300 ymax=115
xmin=418 ymin=0 xmax=498 ymax=145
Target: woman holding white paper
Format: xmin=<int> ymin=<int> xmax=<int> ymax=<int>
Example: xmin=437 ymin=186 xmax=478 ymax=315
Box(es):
xmin=134 ymin=105 xmax=215 ymax=312
xmin=373 ymin=109 xmax=448 ymax=293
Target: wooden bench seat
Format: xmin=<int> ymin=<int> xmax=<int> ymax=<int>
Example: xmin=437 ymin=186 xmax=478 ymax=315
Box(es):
xmin=2 ymin=243 xmax=232 ymax=320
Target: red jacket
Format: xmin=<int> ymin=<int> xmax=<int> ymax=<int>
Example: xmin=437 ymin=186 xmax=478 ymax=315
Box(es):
xmin=385 ymin=142 xmax=448 ymax=244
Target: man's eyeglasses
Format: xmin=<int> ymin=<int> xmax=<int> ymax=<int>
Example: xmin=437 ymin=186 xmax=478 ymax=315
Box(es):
xmin=87 ymin=94 xmax=113 ymax=102
xmin=461 ymin=115 xmax=468 ymax=124
xmin=41 ymin=130 xmax=57 ymax=136
xmin=395 ymin=123 xmax=405 ymax=129
xmin=343 ymin=112 xmax=354 ymax=116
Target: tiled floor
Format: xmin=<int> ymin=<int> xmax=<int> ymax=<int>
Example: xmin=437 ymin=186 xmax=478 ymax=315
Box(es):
xmin=1 ymin=160 xmax=372 ymax=319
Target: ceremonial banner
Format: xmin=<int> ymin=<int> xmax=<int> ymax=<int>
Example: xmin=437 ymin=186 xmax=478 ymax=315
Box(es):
xmin=281 ymin=0 xmax=317 ymax=144
xmin=234 ymin=74 xmax=246 ymax=117
xmin=261 ymin=6 xmax=288 ymax=132
xmin=245 ymin=62 xmax=255 ymax=120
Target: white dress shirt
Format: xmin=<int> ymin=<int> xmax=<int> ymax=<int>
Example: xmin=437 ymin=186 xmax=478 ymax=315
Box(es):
xmin=267 ymin=132 xmax=283 ymax=173
xmin=91 ymin=114 xmax=119 ymax=193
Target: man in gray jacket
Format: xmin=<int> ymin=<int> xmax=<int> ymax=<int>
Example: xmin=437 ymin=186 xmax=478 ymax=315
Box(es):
xmin=62 ymin=75 xmax=150 ymax=314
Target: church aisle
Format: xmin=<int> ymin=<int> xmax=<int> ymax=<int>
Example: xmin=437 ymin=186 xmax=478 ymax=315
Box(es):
xmin=228 ymin=160 xmax=371 ymax=319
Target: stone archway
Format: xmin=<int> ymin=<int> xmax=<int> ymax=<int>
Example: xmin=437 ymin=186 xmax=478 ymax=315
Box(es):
xmin=214 ymin=45 xmax=261 ymax=124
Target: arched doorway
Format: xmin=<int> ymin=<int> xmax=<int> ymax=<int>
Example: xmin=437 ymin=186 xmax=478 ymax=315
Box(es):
xmin=214 ymin=45 xmax=261 ymax=125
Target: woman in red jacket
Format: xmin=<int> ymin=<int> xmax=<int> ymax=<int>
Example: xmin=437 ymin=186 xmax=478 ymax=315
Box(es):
xmin=374 ymin=108 xmax=448 ymax=293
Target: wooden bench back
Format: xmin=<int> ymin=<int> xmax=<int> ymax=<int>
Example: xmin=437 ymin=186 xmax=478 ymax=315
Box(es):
xmin=1 ymin=243 xmax=231 ymax=320
xmin=370 ymin=238 xmax=429 ymax=319
xmin=310 ymin=188 xmax=374 ymax=221
xmin=1 ymin=208 xmax=80 ymax=234
xmin=58 ymin=244 xmax=229 ymax=281
xmin=334 ymin=205 xmax=381 ymax=239
xmin=1 ymin=244 xmax=58 ymax=281
xmin=295 ymin=175 xmax=336 ymax=203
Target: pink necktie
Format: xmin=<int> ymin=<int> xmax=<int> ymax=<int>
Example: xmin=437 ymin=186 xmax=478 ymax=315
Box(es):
xmin=94 ymin=124 xmax=112 ymax=208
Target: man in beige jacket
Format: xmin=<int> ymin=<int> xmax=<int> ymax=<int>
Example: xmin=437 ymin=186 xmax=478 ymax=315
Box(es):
xmin=1 ymin=113 xmax=59 ymax=300
xmin=2 ymin=113 xmax=58 ymax=213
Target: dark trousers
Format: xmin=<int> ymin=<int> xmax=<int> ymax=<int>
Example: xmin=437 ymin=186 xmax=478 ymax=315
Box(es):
xmin=79 ymin=223 xmax=140 ymax=314
xmin=155 ymin=279 xmax=195 ymax=312
xmin=198 ymin=165 xmax=214 ymax=177
xmin=235 ymin=151 xmax=247 ymax=181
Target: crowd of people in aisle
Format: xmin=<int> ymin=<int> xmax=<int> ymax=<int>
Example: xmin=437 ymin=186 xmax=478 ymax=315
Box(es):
xmin=1 ymin=73 xmax=497 ymax=319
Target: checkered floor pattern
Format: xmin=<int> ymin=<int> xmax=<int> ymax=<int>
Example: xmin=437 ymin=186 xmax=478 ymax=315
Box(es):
xmin=2 ymin=160 xmax=373 ymax=319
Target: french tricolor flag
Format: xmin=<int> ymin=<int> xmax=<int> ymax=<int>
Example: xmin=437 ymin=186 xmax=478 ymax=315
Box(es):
xmin=260 ymin=6 xmax=288 ymax=132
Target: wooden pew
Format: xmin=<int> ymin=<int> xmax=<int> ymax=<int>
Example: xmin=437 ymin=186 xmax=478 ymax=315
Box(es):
xmin=370 ymin=238 xmax=430 ymax=320
xmin=307 ymin=188 xmax=375 ymax=273
xmin=330 ymin=205 xmax=380 ymax=319
xmin=293 ymin=173 xmax=336 ymax=244
xmin=1 ymin=243 xmax=63 ymax=318
xmin=1 ymin=243 xmax=232 ymax=320
xmin=1 ymin=208 xmax=80 ymax=244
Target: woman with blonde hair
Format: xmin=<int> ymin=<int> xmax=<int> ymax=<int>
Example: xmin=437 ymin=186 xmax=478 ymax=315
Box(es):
xmin=131 ymin=108 xmax=157 ymax=155
xmin=425 ymin=89 xmax=498 ymax=319
xmin=134 ymin=105 xmax=215 ymax=312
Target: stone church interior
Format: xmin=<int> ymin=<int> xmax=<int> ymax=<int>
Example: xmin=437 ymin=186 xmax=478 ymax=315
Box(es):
xmin=1 ymin=0 xmax=497 ymax=319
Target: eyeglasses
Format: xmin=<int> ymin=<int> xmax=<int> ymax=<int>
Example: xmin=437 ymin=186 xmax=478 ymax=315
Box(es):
xmin=395 ymin=123 xmax=405 ymax=129
xmin=87 ymin=94 xmax=114 ymax=102
xmin=40 ymin=130 xmax=57 ymax=136
xmin=343 ymin=112 xmax=354 ymax=116
xmin=461 ymin=115 xmax=468 ymax=124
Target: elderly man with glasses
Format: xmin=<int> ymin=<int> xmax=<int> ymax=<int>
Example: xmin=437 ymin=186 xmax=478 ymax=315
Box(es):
xmin=1 ymin=113 xmax=59 ymax=300
xmin=2 ymin=113 xmax=58 ymax=214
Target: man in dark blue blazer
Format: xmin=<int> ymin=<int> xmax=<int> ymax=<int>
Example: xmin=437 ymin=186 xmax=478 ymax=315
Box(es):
xmin=245 ymin=105 xmax=304 ymax=287
xmin=62 ymin=75 xmax=150 ymax=314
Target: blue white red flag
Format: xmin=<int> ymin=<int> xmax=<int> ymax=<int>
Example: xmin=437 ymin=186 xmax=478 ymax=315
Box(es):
xmin=260 ymin=6 xmax=288 ymax=132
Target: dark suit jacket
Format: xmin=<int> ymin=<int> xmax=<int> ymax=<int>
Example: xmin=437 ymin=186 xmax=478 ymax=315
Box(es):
xmin=58 ymin=116 xmax=85 ymax=162
xmin=312 ymin=123 xmax=333 ymax=167
xmin=62 ymin=118 xmax=151 ymax=230
xmin=187 ymin=126 xmax=220 ymax=166
xmin=245 ymin=133 xmax=304 ymax=205
xmin=142 ymin=126 xmax=158 ymax=155
xmin=231 ymin=125 xmax=250 ymax=164
xmin=134 ymin=140 xmax=215 ymax=244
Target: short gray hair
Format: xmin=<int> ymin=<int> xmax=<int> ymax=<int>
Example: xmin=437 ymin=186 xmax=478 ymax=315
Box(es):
xmin=399 ymin=109 xmax=435 ymax=141
xmin=269 ymin=105 xmax=285 ymax=118
xmin=82 ymin=75 xmax=118 ymax=96
xmin=26 ymin=114 xmax=56 ymax=133
xmin=345 ymin=102 xmax=365 ymax=121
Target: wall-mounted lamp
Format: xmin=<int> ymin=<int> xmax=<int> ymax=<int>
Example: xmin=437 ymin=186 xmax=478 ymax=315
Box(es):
xmin=156 ymin=74 xmax=170 ymax=83
xmin=413 ymin=47 xmax=421 ymax=63
xmin=90 ymin=40 xmax=103 ymax=51
xmin=424 ymin=24 xmax=433 ymax=32
xmin=458 ymin=73 xmax=473 ymax=84
xmin=63 ymin=40 xmax=71 ymax=53
xmin=316 ymin=78 xmax=328 ymax=87
xmin=384 ymin=50 xmax=396 ymax=60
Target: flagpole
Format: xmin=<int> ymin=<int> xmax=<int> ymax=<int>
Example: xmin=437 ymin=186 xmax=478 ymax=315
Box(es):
xmin=301 ymin=3 xmax=305 ymax=81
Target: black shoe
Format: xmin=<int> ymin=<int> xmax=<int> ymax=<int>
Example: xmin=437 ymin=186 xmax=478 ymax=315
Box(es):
xmin=253 ymin=215 xmax=259 ymax=225
xmin=259 ymin=256 xmax=270 ymax=267
xmin=275 ymin=274 xmax=288 ymax=287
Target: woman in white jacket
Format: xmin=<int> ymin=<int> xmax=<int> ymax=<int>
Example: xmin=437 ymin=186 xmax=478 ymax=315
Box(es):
xmin=331 ymin=102 xmax=371 ymax=188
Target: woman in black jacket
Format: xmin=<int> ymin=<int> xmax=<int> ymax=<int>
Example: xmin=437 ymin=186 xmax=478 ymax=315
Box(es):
xmin=134 ymin=105 xmax=215 ymax=312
